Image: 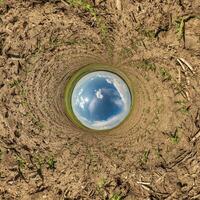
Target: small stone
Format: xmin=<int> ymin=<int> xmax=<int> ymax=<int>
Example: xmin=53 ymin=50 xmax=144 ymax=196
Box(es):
xmin=14 ymin=130 xmax=21 ymax=138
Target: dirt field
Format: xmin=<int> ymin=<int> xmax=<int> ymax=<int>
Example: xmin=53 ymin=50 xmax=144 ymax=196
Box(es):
xmin=0 ymin=0 xmax=200 ymax=199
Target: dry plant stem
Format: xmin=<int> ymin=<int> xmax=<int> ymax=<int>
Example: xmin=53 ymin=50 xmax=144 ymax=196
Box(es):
xmin=177 ymin=65 xmax=181 ymax=83
xmin=116 ymin=0 xmax=122 ymax=10
xmin=137 ymin=181 xmax=151 ymax=185
xmin=130 ymin=12 xmax=137 ymax=23
xmin=60 ymin=0 xmax=69 ymax=6
xmin=177 ymin=58 xmax=186 ymax=71
xmin=191 ymin=129 xmax=200 ymax=143
xmin=141 ymin=185 xmax=151 ymax=191
xmin=179 ymin=58 xmax=195 ymax=74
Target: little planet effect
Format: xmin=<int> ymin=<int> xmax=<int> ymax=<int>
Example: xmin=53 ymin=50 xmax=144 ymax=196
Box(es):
xmin=71 ymin=71 xmax=132 ymax=130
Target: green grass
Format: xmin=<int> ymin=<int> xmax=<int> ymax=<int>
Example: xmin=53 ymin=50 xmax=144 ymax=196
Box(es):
xmin=137 ymin=59 xmax=156 ymax=72
xmin=155 ymin=147 xmax=162 ymax=158
xmin=169 ymin=130 xmax=180 ymax=144
xmin=65 ymin=0 xmax=109 ymax=39
xmin=131 ymin=39 xmax=144 ymax=51
xmin=160 ymin=67 xmax=172 ymax=81
xmin=120 ymin=47 xmax=132 ymax=58
xmin=174 ymin=100 xmax=187 ymax=104
xmin=97 ymin=178 xmax=107 ymax=188
xmin=33 ymin=155 xmax=45 ymax=178
xmin=47 ymin=156 xmax=57 ymax=170
xmin=16 ymin=156 xmax=26 ymax=176
xmin=178 ymin=106 xmax=189 ymax=114
xmin=110 ymin=194 xmax=122 ymax=200
xmin=66 ymin=0 xmax=96 ymax=17
xmin=65 ymin=39 xmax=79 ymax=45
xmin=175 ymin=17 xmax=185 ymax=40
xmin=140 ymin=150 xmax=150 ymax=164
xmin=9 ymin=79 xmax=21 ymax=88
xmin=174 ymin=15 xmax=199 ymax=41
xmin=99 ymin=21 xmax=109 ymax=39
xmin=137 ymin=26 xmax=155 ymax=39
xmin=143 ymin=30 xmax=155 ymax=38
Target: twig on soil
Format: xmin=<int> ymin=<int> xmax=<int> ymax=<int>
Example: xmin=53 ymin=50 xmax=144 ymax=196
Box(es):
xmin=177 ymin=65 xmax=181 ymax=83
xmin=138 ymin=181 xmax=169 ymax=198
xmin=137 ymin=181 xmax=152 ymax=192
xmin=176 ymin=58 xmax=192 ymax=99
xmin=116 ymin=0 xmax=122 ymax=10
xmin=179 ymin=58 xmax=195 ymax=74
xmin=184 ymin=90 xmax=190 ymax=100
xmin=195 ymin=109 xmax=200 ymax=128
xmin=137 ymin=181 xmax=150 ymax=185
xmin=141 ymin=185 xmax=151 ymax=191
xmin=191 ymin=194 xmax=200 ymax=199
xmin=190 ymin=129 xmax=200 ymax=143
xmin=177 ymin=58 xmax=186 ymax=71
xmin=141 ymin=40 xmax=147 ymax=49
xmin=60 ymin=0 xmax=69 ymax=7
xmin=168 ymin=150 xmax=196 ymax=168
xmin=130 ymin=12 xmax=137 ymax=23
xmin=180 ymin=90 xmax=190 ymax=101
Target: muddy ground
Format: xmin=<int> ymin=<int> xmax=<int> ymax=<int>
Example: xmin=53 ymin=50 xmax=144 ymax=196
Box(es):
xmin=0 ymin=0 xmax=200 ymax=199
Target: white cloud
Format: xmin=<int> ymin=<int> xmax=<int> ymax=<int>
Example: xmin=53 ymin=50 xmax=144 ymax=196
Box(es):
xmin=79 ymin=96 xmax=89 ymax=109
xmin=106 ymin=78 xmax=112 ymax=84
xmin=78 ymin=88 xmax=83 ymax=96
xmin=113 ymin=98 xmax=123 ymax=107
xmin=84 ymin=111 xmax=126 ymax=130
xmin=96 ymin=89 xmax=103 ymax=99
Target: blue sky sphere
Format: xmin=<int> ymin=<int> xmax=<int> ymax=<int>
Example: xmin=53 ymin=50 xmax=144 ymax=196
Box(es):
xmin=71 ymin=71 xmax=132 ymax=130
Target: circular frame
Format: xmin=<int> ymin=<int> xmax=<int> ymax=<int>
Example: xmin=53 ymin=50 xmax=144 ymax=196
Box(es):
xmin=64 ymin=64 xmax=135 ymax=132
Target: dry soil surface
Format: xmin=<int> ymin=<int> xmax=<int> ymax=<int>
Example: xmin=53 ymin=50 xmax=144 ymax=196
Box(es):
xmin=0 ymin=0 xmax=200 ymax=199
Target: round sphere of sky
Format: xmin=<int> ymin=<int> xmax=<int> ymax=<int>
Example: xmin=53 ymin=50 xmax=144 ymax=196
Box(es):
xmin=71 ymin=71 xmax=132 ymax=130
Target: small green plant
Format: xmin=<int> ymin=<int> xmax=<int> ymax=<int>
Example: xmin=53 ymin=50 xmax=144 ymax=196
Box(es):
xmin=174 ymin=100 xmax=186 ymax=104
xmin=137 ymin=26 xmax=155 ymax=39
xmin=32 ymin=117 xmax=44 ymax=130
xmin=34 ymin=155 xmax=45 ymax=179
xmin=99 ymin=21 xmax=109 ymax=39
xmin=174 ymin=15 xmax=197 ymax=41
xmin=16 ymin=156 xmax=26 ymax=175
xmin=155 ymin=147 xmax=162 ymax=158
xmin=10 ymin=79 xmax=21 ymax=88
xmin=160 ymin=67 xmax=172 ymax=81
xmin=66 ymin=0 xmax=109 ymax=40
xmin=178 ymin=106 xmax=189 ymax=114
xmin=66 ymin=0 xmax=96 ymax=17
xmin=121 ymin=47 xmax=132 ymax=57
xmin=97 ymin=178 xmax=107 ymax=188
xmin=65 ymin=39 xmax=78 ymax=45
xmin=143 ymin=29 xmax=155 ymax=38
xmin=110 ymin=193 xmax=122 ymax=200
xmin=140 ymin=150 xmax=150 ymax=164
xmin=131 ymin=39 xmax=143 ymax=51
xmin=170 ymin=130 xmax=180 ymax=144
xmin=47 ymin=157 xmax=57 ymax=170
xmin=175 ymin=17 xmax=185 ymax=40
xmin=137 ymin=59 xmax=156 ymax=72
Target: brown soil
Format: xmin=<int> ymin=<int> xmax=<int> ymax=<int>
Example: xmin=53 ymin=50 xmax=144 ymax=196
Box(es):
xmin=0 ymin=0 xmax=200 ymax=199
